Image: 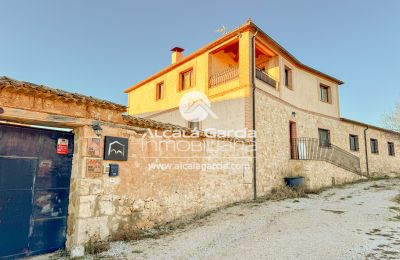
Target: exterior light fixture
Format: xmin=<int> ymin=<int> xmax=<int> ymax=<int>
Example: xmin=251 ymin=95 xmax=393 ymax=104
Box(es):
xmin=291 ymin=112 xmax=296 ymax=118
xmin=92 ymin=122 xmax=103 ymax=137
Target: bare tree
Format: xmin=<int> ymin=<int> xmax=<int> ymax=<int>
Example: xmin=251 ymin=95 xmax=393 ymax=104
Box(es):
xmin=383 ymin=103 xmax=400 ymax=132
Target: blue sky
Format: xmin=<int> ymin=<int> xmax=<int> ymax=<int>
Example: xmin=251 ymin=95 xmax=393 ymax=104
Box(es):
xmin=0 ymin=0 xmax=399 ymax=127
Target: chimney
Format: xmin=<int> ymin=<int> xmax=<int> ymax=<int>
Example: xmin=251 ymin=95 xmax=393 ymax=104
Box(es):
xmin=171 ymin=47 xmax=184 ymax=64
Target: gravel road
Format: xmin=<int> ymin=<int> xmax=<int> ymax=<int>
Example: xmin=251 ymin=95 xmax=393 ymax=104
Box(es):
xmin=34 ymin=178 xmax=400 ymax=260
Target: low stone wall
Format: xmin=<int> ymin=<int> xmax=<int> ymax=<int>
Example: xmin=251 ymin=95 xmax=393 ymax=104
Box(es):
xmin=289 ymin=161 xmax=364 ymax=190
xmin=67 ymin=125 xmax=254 ymax=252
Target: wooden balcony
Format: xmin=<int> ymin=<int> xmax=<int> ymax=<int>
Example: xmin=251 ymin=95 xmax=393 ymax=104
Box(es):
xmin=256 ymin=68 xmax=277 ymax=88
xmin=209 ymin=66 xmax=239 ymax=87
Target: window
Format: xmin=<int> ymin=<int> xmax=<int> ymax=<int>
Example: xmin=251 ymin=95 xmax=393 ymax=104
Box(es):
xmin=284 ymin=66 xmax=292 ymax=89
xmin=388 ymin=142 xmax=395 ymax=156
xmin=180 ymin=68 xmax=193 ymax=91
xmin=320 ymin=84 xmax=331 ymax=103
xmin=188 ymin=121 xmax=200 ymax=130
xmin=370 ymin=139 xmax=379 ymax=154
xmin=156 ymin=82 xmax=165 ymax=100
xmin=318 ymin=128 xmax=331 ymax=147
xmin=349 ymin=134 xmax=359 ymax=151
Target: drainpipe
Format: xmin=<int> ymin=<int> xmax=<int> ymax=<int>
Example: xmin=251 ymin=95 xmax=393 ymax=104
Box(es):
xmin=251 ymin=29 xmax=259 ymax=200
xmin=363 ymin=126 xmax=369 ymax=176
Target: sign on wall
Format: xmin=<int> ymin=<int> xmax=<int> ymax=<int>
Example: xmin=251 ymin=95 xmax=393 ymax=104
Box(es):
xmin=104 ymin=136 xmax=128 ymax=161
xmin=87 ymin=138 xmax=101 ymax=157
xmin=57 ymin=138 xmax=69 ymax=155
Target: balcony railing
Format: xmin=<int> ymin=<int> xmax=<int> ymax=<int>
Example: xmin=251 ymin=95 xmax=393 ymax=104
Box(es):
xmin=256 ymin=68 xmax=277 ymax=88
xmin=209 ymin=66 xmax=239 ymax=87
xmin=290 ymin=137 xmax=362 ymax=175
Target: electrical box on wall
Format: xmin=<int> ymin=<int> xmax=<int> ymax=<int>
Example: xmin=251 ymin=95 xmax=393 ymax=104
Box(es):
xmin=109 ymin=164 xmax=119 ymax=177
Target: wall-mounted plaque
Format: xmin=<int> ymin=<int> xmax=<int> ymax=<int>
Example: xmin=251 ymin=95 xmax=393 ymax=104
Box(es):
xmin=86 ymin=159 xmax=102 ymax=178
xmin=87 ymin=138 xmax=101 ymax=157
xmin=104 ymin=136 xmax=128 ymax=161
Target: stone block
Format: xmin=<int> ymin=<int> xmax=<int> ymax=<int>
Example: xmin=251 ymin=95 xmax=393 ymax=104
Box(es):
xmin=99 ymin=200 xmax=115 ymax=216
xmin=70 ymin=245 xmax=85 ymax=258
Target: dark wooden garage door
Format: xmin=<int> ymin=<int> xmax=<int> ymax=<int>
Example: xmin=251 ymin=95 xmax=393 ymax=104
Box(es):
xmin=0 ymin=124 xmax=74 ymax=259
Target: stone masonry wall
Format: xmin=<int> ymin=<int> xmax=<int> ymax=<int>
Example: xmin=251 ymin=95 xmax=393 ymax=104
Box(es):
xmin=67 ymin=125 xmax=253 ymax=251
xmin=255 ymin=87 xmax=400 ymax=195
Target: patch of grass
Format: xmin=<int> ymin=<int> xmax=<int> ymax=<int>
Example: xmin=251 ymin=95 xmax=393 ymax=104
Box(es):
xmin=383 ymin=250 xmax=399 ymax=255
xmin=369 ymin=184 xmax=385 ymax=188
xmin=393 ymin=194 xmax=400 ymax=204
xmin=140 ymin=228 xmax=172 ymax=240
xmin=389 ymin=195 xmax=400 ymax=222
xmin=132 ymin=249 xmax=143 ymax=254
xmin=323 ymin=192 xmax=336 ymax=199
xmin=371 ymin=228 xmax=381 ymax=233
xmin=85 ymin=236 xmax=110 ymax=255
xmin=321 ymin=209 xmax=345 ymax=214
xmin=49 ymin=249 xmax=69 ymax=260
xmin=368 ymin=175 xmax=393 ymax=181
xmin=254 ymin=185 xmax=309 ymax=203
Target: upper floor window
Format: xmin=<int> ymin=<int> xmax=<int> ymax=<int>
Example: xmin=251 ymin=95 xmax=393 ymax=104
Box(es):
xmin=349 ymin=134 xmax=359 ymax=151
xmin=284 ymin=66 xmax=292 ymax=89
xmin=188 ymin=121 xmax=200 ymax=130
xmin=318 ymin=128 xmax=331 ymax=147
xmin=370 ymin=138 xmax=379 ymax=154
xmin=156 ymin=82 xmax=165 ymax=100
xmin=320 ymin=84 xmax=331 ymax=103
xmin=388 ymin=142 xmax=395 ymax=156
xmin=180 ymin=68 xmax=194 ymax=91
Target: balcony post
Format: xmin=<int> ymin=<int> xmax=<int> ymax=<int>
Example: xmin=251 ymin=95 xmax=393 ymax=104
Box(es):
xmin=238 ymin=31 xmax=252 ymax=90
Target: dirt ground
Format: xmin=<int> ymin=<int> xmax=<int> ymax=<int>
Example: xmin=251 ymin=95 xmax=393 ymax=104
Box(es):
xmin=35 ymin=178 xmax=400 ymax=260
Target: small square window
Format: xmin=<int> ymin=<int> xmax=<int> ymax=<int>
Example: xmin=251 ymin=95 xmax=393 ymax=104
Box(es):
xmin=156 ymin=82 xmax=165 ymax=100
xmin=284 ymin=66 xmax=292 ymax=89
xmin=180 ymin=69 xmax=193 ymax=91
xmin=188 ymin=121 xmax=200 ymax=130
xmin=318 ymin=128 xmax=331 ymax=147
xmin=349 ymin=134 xmax=359 ymax=151
xmin=388 ymin=142 xmax=395 ymax=156
xmin=370 ymin=139 xmax=379 ymax=154
xmin=320 ymin=84 xmax=330 ymax=103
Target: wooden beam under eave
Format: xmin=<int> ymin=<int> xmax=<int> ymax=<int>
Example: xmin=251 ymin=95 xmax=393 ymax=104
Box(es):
xmin=0 ymin=106 xmax=147 ymax=133
xmin=0 ymin=106 xmax=92 ymax=128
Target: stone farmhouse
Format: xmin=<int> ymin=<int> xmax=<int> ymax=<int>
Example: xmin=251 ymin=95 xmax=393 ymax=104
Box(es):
xmin=125 ymin=19 xmax=400 ymax=185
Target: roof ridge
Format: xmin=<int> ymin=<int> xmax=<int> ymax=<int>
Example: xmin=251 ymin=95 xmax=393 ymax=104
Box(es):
xmin=124 ymin=20 xmax=343 ymax=93
xmin=0 ymin=76 xmax=127 ymax=111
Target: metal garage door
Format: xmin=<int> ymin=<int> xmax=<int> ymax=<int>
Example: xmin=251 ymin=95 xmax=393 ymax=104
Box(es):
xmin=0 ymin=124 xmax=74 ymax=259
